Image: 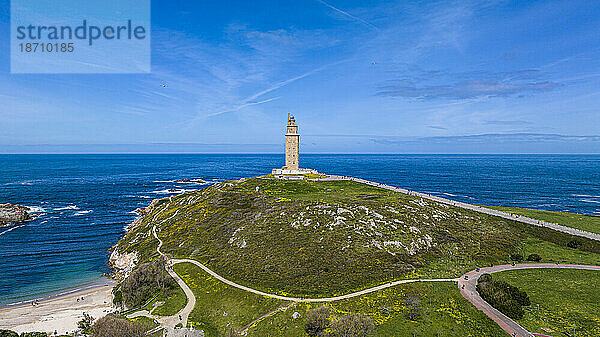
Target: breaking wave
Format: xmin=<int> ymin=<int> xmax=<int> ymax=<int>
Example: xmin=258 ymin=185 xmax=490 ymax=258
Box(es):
xmin=0 ymin=225 xmax=25 ymax=237
xmin=25 ymin=206 xmax=46 ymax=213
xmin=54 ymin=205 xmax=79 ymax=211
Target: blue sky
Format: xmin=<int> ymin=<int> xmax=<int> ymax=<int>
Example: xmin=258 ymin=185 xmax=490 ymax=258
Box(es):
xmin=1 ymin=0 xmax=600 ymax=153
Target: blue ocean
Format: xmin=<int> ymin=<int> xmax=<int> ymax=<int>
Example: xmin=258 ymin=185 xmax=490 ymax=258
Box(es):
xmin=1 ymin=154 xmax=599 ymax=305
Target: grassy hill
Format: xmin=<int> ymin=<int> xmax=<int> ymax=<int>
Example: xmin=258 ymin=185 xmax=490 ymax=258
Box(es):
xmin=110 ymin=176 xmax=600 ymax=336
xmin=114 ymin=177 xmax=600 ymax=298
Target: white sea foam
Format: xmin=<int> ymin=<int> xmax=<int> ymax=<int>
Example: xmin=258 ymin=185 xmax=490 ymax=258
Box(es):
xmin=4 ymin=180 xmax=39 ymax=186
xmin=74 ymin=210 xmax=93 ymax=216
xmin=0 ymin=225 xmax=25 ymax=237
xmin=538 ymin=203 xmax=559 ymax=207
xmin=572 ymin=194 xmax=600 ymax=198
xmin=25 ymin=206 xmax=46 ymax=213
xmin=124 ymin=195 xmax=153 ymax=199
xmin=153 ymin=180 xmax=176 ymax=183
xmin=54 ymin=205 xmax=79 ymax=211
xmin=580 ymin=199 xmax=600 ymax=204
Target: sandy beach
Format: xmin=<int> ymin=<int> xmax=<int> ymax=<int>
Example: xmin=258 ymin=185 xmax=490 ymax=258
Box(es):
xmin=0 ymin=279 xmax=115 ymax=335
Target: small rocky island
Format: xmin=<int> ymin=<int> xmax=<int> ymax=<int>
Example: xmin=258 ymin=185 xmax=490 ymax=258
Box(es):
xmin=174 ymin=178 xmax=206 ymax=184
xmin=0 ymin=203 xmax=33 ymax=226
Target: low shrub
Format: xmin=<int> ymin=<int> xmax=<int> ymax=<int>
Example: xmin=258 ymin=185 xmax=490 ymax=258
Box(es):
xmin=526 ymin=253 xmax=542 ymax=262
xmin=78 ymin=312 xmax=94 ymax=333
xmin=404 ymin=295 xmax=422 ymax=321
xmin=91 ymin=315 xmax=149 ymax=337
xmin=477 ymin=273 xmax=530 ymax=319
xmin=305 ymin=307 xmax=374 ymax=337
xmin=509 ymin=254 xmax=523 ymax=262
xmin=567 ymin=240 xmax=582 ymax=249
xmin=116 ymin=256 xmax=176 ymax=309
xmin=478 ymin=273 xmax=492 ymax=283
xmin=305 ymin=306 xmax=332 ymax=337
xmin=225 ymin=329 xmax=242 ymax=337
xmin=329 ymin=314 xmax=375 ymax=337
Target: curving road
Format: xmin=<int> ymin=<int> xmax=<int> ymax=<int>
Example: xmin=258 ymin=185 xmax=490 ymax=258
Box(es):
xmin=458 ymin=263 xmax=600 ymax=337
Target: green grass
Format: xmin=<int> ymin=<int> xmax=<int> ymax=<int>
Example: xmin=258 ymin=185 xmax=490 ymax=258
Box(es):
xmin=493 ymin=268 xmax=600 ymax=337
xmin=118 ymin=286 xmax=184 ymax=317
xmin=111 ymin=177 xmax=600 ymax=336
xmin=151 ymin=284 xmax=187 ymax=316
xmin=488 ymin=206 xmax=600 ymax=235
xmin=129 ymin=316 xmax=162 ymax=336
xmin=171 ymin=262 xmax=508 ymax=337
xmin=250 ymin=282 xmax=507 ymax=337
xmin=520 ymin=237 xmax=600 ymax=265
xmin=173 ymin=262 xmax=285 ymax=336
xmin=115 ymin=178 xmax=600 ymax=298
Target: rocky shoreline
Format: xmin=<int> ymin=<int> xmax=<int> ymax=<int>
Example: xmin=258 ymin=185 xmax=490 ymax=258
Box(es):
xmin=0 ymin=203 xmax=35 ymax=227
xmin=109 ymin=196 xmax=165 ymax=281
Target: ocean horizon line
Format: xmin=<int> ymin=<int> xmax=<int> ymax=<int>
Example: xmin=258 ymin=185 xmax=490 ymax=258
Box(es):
xmin=2 ymin=152 xmax=600 ymax=155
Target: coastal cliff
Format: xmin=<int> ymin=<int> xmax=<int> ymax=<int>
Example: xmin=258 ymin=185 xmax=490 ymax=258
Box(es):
xmin=109 ymin=197 xmax=165 ymax=281
xmin=0 ymin=203 xmax=33 ymax=226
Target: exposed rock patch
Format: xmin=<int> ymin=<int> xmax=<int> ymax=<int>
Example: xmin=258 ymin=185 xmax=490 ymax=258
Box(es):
xmin=109 ymin=249 xmax=138 ymax=280
xmin=0 ymin=203 xmax=34 ymax=226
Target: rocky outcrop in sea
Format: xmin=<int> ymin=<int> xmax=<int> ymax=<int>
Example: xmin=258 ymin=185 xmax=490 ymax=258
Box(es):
xmin=0 ymin=203 xmax=33 ymax=226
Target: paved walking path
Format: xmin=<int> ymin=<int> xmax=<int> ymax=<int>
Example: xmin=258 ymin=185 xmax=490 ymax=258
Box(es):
xmin=128 ymin=199 xmax=196 ymax=333
xmin=174 ymin=255 xmax=457 ymax=302
xmin=458 ymin=263 xmax=600 ymax=337
xmin=321 ymin=175 xmax=600 ymax=242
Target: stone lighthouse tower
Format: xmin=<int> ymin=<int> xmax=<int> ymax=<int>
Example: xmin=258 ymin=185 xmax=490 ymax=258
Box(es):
xmin=272 ymin=113 xmax=317 ymax=176
xmin=285 ymin=113 xmax=299 ymax=170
